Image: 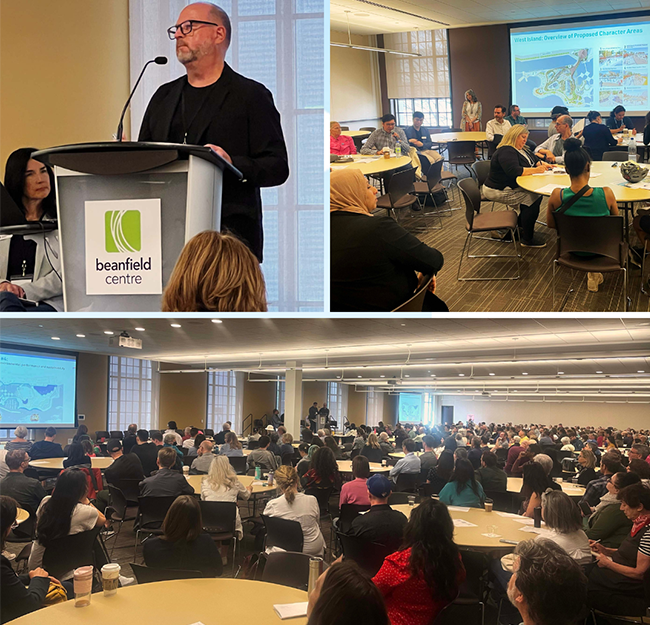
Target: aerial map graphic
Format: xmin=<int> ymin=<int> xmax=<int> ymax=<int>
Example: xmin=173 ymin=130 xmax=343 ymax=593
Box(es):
xmin=0 ymin=381 xmax=64 ymax=424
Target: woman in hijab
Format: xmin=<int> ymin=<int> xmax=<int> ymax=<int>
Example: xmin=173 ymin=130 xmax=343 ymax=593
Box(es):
xmin=330 ymin=169 xmax=446 ymax=312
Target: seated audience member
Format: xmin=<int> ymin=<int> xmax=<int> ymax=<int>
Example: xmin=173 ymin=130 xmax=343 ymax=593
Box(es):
xmin=182 ymin=427 xmax=199 ymax=449
xmin=352 ymin=427 xmax=367 ymax=451
xmin=339 ymin=455 xmax=371 ymax=507
xmin=507 ymin=539 xmax=588 ymax=625
xmin=419 ymin=435 xmax=438 ymax=474
xmin=62 ymin=443 xmax=91 ymax=469
xmin=29 ymin=427 xmax=64 ymax=460
xmin=405 ymin=111 xmax=443 ymax=166
xmin=628 ymin=444 xmax=650 ymax=463
xmin=201 ymin=455 xmax=252 ymax=540
xmin=581 ymin=110 xmax=618 ymax=160
xmin=28 ymin=469 xmax=107 ymax=579
xmin=467 ymin=436 xmax=484 ymax=469
xmin=181 ymin=426 xmax=192 ymax=442
xmin=483 ymin=125 xmax=552 ymax=248
xmin=535 ymin=114 xmax=578 ymax=165
xmin=214 ymin=422 xmax=232 ymax=445
xmin=373 ymin=498 xmax=465 ymax=625
xmin=510 ymin=441 xmax=538 ymax=476
xmin=279 ymin=432 xmax=295 ymax=458
xmin=485 ymin=105 xmax=512 ymax=145
xmin=576 ymin=448 xmax=598 ymax=486
xmin=361 ymin=433 xmax=383 ymax=464
xmin=139 ymin=448 xmax=195 ymax=498
xmin=163 ymin=433 xmax=184 ymax=470
xmin=323 ymin=436 xmax=344 ymax=460
xmin=378 ymin=432 xmax=395 ymax=457
xmin=560 ymin=436 xmax=575 ymax=452
xmin=191 ymin=440 xmax=217 ymax=474
xmin=5 ymin=427 xmax=32 ymax=454
xmin=505 ymin=104 xmax=527 ymax=128
xmin=585 ymin=471 xmax=639 ymax=548
xmin=429 ymin=436 xmax=457 ymax=484
xmin=1 ymin=496 xmax=52 ymax=623
xmin=588 ymin=483 xmax=650 ymax=616
xmin=606 ymin=105 xmax=635 ymax=134
xmin=143 ymin=495 xmax=222 ymax=577
xmin=122 ymin=424 xmax=138 ymax=454
xmin=131 ymin=429 xmax=159 ymax=477
xmin=103 ymin=439 xmax=145 ymax=485
xmin=439 ymin=458 xmax=485 ymax=508
xmin=220 ymin=431 xmax=244 ymax=457
xmin=1 ymin=148 xmax=61 ymax=312
xmin=628 ymin=459 xmax=650 ymax=481
xmin=581 ymin=453 xmax=624 ymax=507
xmin=520 ymin=462 xmax=551 ymax=517
xmin=540 ymin=490 xmax=592 ymax=564
xmin=302 ymin=447 xmax=341 ymax=492
xmin=360 ymin=114 xmax=410 ymax=156
xmin=247 ymin=435 xmax=279 ymax=472
xmin=389 ymin=439 xmax=421 ymax=482
xmin=504 ymin=436 xmax=523 ymax=474
xmin=546 ymin=137 xmax=618 ymax=293
xmin=72 ymin=424 xmax=90 ymax=445
xmin=349 ymin=474 xmax=407 ymax=551
xmin=151 ymin=430 xmax=164 ymax=448
xmin=306 ymin=559 xmax=389 ymax=625
xmin=548 ymin=105 xmax=569 ymax=137
xmin=187 ymin=433 xmax=206 ymax=458
xmin=264 ymin=465 xmax=325 ymax=556
xmin=532 ymin=453 xmax=561 ymax=491
xmin=330 ymin=121 xmax=356 ymax=156
xmin=1 ymin=450 xmax=46 ymax=514
xmin=296 ymin=443 xmax=311 ymax=477
xmin=163 ymin=422 xmax=183 ymax=446
xmin=330 ymin=170 xmax=446 ymax=312
xmin=162 ymin=230 xmax=268 ymax=312
xmin=267 ymin=432 xmax=282 ymax=457
xmin=475 ymin=451 xmax=507 ymax=492
xmin=248 ymin=428 xmax=262 ymax=442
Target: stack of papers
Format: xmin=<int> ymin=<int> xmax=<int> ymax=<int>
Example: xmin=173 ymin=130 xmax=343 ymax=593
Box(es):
xmin=519 ymin=525 xmax=548 ymax=535
xmin=495 ymin=512 xmax=521 ymax=519
xmin=453 ymin=518 xmax=477 ymax=528
xmin=535 ymin=183 xmax=565 ymax=194
xmin=447 ymin=506 xmax=471 ymax=512
xmin=273 ymin=603 xmax=309 ymax=620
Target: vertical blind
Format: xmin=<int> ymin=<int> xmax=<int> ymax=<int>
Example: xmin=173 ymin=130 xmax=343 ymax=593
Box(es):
xmin=129 ymin=0 xmax=324 ymax=311
xmin=365 ymin=389 xmax=383 ymax=427
xmin=207 ymin=370 xmax=243 ymax=432
xmin=108 ymin=357 xmax=159 ymax=431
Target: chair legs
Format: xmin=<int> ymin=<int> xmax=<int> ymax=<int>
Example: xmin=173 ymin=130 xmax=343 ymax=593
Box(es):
xmin=457 ymin=229 xmax=521 ymax=281
xmin=642 ymin=244 xmax=649 ymax=296
xmin=552 ymin=264 xmax=628 ymax=312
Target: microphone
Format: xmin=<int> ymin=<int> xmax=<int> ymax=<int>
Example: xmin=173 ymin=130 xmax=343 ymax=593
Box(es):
xmin=116 ymin=56 xmax=168 ymax=142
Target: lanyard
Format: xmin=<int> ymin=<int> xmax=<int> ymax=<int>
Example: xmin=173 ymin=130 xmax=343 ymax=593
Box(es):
xmin=181 ymin=82 xmax=218 ymax=145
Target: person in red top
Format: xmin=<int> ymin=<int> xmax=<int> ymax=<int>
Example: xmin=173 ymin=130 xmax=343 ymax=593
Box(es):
xmin=330 ymin=122 xmax=357 ymax=155
xmin=372 ymin=498 xmax=465 ymax=625
xmin=339 ymin=455 xmax=371 ymax=507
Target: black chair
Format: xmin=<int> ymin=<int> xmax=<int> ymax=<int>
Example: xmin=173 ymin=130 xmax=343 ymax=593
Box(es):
xmin=447 ymin=141 xmax=477 ymax=176
xmin=483 ymin=490 xmax=516 ymax=514
xmin=494 ymin=447 xmax=508 ymax=467
xmin=257 ymin=551 xmax=320 ymax=591
xmin=95 ymin=430 xmax=110 ymax=442
xmin=413 ymin=159 xmax=452 ymax=228
xmin=130 ymin=563 xmax=204 ymax=583
xmin=182 ymin=455 xmax=194 ymax=467
xmin=472 ymin=160 xmax=499 ymax=212
xmin=360 ymin=447 xmax=382 ymax=464
xmin=227 ymin=455 xmax=248 ymax=474
xmin=8 ymin=503 xmax=35 ymax=544
xmin=261 ymin=515 xmax=304 ymax=552
xmin=42 ymin=527 xmax=102 ymax=580
xmin=391 ymin=274 xmax=433 ymax=313
xmin=106 ymin=485 xmax=137 ymax=557
xmin=281 ymin=453 xmax=295 ymax=466
xmin=204 ymin=429 xmax=214 ymax=437
xmin=388 ymin=491 xmax=417 ymax=505
xmin=602 ymin=151 xmax=627 ymax=161
xmin=375 ymin=167 xmax=420 ymax=219
xmin=199 ymin=501 xmax=235 ymax=575
xmin=109 ymin=431 xmax=123 ymax=440
xmin=338 ymin=532 xmax=393 ymax=577
xmin=333 ymin=503 xmax=370 ymax=535
xmin=248 ymin=440 xmax=260 ymax=450
xmin=134 ymin=496 xmax=177 ymax=561
xmin=395 ymin=472 xmax=420 ymax=493
xmin=436 ymin=551 xmax=487 ymax=625
xmin=110 ymin=478 xmax=141 ymax=506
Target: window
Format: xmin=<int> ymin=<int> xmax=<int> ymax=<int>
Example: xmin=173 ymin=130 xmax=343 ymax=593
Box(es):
xmin=207 ymin=371 xmax=243 ymax=432
xmin=327 ymin=382 xmax=342 ymax=423
xmin=390 ymin=97 xmax=452 ymax=128
xmin=108 ymin=357 xmax=158 ymax=431
xmin=275 ymin=377 xmax=285 ymax=414
xmin=129 ymin=0 xmax=324 ymax=311
xmin=366 ymin=389 xmax=383 ymax=427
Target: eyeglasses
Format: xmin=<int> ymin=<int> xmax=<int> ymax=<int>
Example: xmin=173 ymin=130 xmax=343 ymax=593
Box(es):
xmin=167 ymin=20 xmax=220 ymax=39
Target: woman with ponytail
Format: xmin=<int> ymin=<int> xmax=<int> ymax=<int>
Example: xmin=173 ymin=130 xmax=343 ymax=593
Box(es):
xmin=373 ymin=498 xmax=465 ymax=625
xmin=546 ymin=137 xmax=618 ymax=292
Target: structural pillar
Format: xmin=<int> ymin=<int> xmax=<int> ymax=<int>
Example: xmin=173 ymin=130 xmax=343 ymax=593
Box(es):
xmin=284 ymin=361 xmax=303 ymax=439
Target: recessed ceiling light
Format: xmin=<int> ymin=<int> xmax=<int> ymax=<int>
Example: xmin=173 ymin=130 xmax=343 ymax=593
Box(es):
xmin=51 ymin=337 xmax=60 ymax=341
xmin=638 ymin=370 xmax=645 ymax=373
xmin=357 ymin=375 xmax=362 ymax=378
xmin=513 ymin=390 xmax=518 ymax=393
xmin=522 ymin=372 xmax=528 ymax=375
xmin=458 ymin=374 xmax=465 ymax=377
xmin=76 ymin=334 xmax=85 ymax=338
xmin=489 ymin=373 xmax=495 ymax=376
xmin=596 ymin=370 xmax=603 ymax=374
xmin=211 ymin=319 xmax=223 ymax=324
xmin=401 ymin=324 xmax=406 ymax=327
xmin=171 ymin=323 xmax=181 ymax=328
xmin=380 ymin=375 xmax=385 ymax=378
xmin=558 ymin=371 xmax=564 ymax=375
xmin=134 ymin=327 xmax=145 ymax=332
xmin=404 ymin=375 xmax=410 ymax=378
xmin=430 ymin=374 xmax=436 ymax=377
xmin=103 ymin=331 xmax=114 ymax=335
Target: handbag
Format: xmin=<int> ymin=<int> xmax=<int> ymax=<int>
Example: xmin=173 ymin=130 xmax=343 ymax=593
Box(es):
xmin=43 ymin=579 xmax=68 ymax=605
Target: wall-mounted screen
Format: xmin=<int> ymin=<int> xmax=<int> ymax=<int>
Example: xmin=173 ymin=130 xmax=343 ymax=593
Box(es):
xmin=398 ymin=393 xmax=422 ymax=422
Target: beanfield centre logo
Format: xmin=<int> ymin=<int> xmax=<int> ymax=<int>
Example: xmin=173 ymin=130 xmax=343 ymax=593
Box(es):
xmin=105 ymin=210 xmax=141 ymax=253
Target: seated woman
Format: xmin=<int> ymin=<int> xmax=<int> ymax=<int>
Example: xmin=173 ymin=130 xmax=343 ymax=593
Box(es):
xmin=588 ymin=483 xmax=650 ymax=616
xmin=302 ymin=447 xmax=341 ymax=493
xmin=279 ymin=433 xmax=295 ymax=458
xmin=219 ymin=431 xmax=244 ymax=457
xmin=438 ymin=458 xmax=485 ymax=508
xmin=576 ymin=448 xmax=598 ymax=486
xmin=330 ymin=169 xmax=446 ymax=312
xmin=323 ymin=436 xmax=344 ymax=460
xmin=581 ymin=110 xmax=618 ymax=160
xmin=606 ymin=105 xmax=635 ymax=135
xmin=546 ymin=137 xmax=618 ymax=293
xmin=373 ymin=498 xmax=465 ymax=625
xmin=162 ymin=230 xmax=267 ymax=312
xmin=585 ymin=471 xmax=639 ymax=549
xmin=330 ymin=122 xmax=356 ymax=156
xmin=187 ymin=433 xmax=206 ymax=458
xmin=143 ymin=495 xmax=222 ymax=577
xmin=483 ymin=124 xmax=553 ymax=248
xmin=1 ymin=148 xmax=62 ymax=313
xmin=62 ymin=443 xmax=91 ymax=469
xmin=339 ymin=455 xmax=371 ymax=507
xmin=1 ymin=496 xmax=55 ymax=623
xmin=4 ymin=427 xmax=32 ymax=454
xmin=520 ymin=462 xmax=550 ymax=518
xmin=361 ymin=433 xmax=383 ymax=464
xmin=263 ymin=465 xmax=325 ymax=556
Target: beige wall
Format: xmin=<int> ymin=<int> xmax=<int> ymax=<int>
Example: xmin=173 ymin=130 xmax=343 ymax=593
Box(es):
xmin=330 ymin=30 xmax=382 ymax=130
xmin=159 ymin=372 xmax=208 ymax=430
xmin=0 ymin=0 xmax=130 ymax=168
xmin=242 ymin=379 xmax=276 ymax=432
xmin=301 ymin=382 xmax=327 ymax=416
xmin=347 ymin=388 xmax=367 ymax=425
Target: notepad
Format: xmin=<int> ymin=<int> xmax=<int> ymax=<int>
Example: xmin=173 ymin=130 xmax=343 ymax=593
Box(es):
xmin=453 ymin=518 xmax=477 ymax=528
xmin=495 ymin=512 xmax=521 ymax=518
xmin=519 ymin=525 xmax=548 ymax=534
xmin=535 ymin=183 xmax=565 ymax=194
xmin=511 ymin=517 xmax=535 ymax=525
xmin=273 ymin=602 xmax=309 ymax=619
xmin=447 ymin=506 xmax=471 ymax=512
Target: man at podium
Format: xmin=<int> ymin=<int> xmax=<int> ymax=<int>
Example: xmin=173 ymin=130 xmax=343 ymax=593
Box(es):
xmin=138 ymin=2 xmax=289 ymax=262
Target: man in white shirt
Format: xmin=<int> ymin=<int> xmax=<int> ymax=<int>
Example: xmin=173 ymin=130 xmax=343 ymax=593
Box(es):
xmin=182 ymin=427 xmax=199 ymax=449
xmin=535 ymin=115 xmax=578 ymax=164
xmin=163 ymin=421 xmax=183 ymax=446
xmin=485 ymin=105 xmax=511 ymax=143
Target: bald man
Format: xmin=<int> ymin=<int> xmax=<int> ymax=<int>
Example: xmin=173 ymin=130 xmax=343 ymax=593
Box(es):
xmin=139 ymin=2 xmax=289 ymax=261
xmin=534 ymin=115 xmax=580 ymax=164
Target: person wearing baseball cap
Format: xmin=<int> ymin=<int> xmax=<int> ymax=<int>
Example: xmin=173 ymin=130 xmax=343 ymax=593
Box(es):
xmin=348 ymin=473 xmax=407 ymax=551
xmin=94 ymin=438 xmax=144 ymax=512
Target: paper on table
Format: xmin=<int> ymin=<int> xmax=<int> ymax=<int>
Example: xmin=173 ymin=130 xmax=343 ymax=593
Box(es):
xmin=495 ymin=512 xmax=521 ymax=518
xmin=252 ymin=480 xmax=266 ymax=486
xmin=519 ymin=526 xmax=549 ymax=535
xmin=535 ymin=183 xmax=565 ymax=194
xmin=532 ymin=168 xmax=566 ymax=176
xmin=453 ymin=518 xmax=478 ymax=527
xmin=273 ymin=602 xmax=309 ymax=620
xmin=481 ymin=533 xmax=502 ymax=538
xmin=623 ymin=181 xmax=650 ymax=189
xmin=447 ymin=506 xmax=471 ymax=512
xmin=511 ymin=517 xmax=535 ymax=525
xmin=589 ymin=173 xmax=602 ymax=178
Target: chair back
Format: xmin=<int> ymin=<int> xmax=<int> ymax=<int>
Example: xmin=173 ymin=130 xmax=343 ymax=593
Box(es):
xmin=204 ymin=429 xmax=214 ymax=437
xmin=228 ymin=455 xmax=248 ymax=474
xmin=395 ymin=472 xmax=420 ymax=493
xmin=391 ymin=273 xmax=433 ymax=312
xmin=554 ymin=214 xmax=625 ymax=264
xmin=483 ymin=490 xmax=516 ymax=514
xmin=42 ymin=527 xmax=101 ymax=579
xmin=388 ymin=492 xmax=417 ymax=505
xmin=109 ymin=431 xmax=123 ymax=440
xmin=281 ymin=453 xmax=295 ymax=466
xmin=130 ymin=563 xmax=203 ymax=584
xmin=8 ymin=503 xmax=36 ymax=542
xmin=494 ymin=447 xmax=508 ymax=466
xmin=111 ymin=478 xmax=141 ymax=505
xmin=447 ymin=141 xmax=476 ymax=163
xmin=95 ymin=430 xmax=110 ymax=442
xmin=248 ymin=440 xmax=260 ymax=450
xmin=261 ymin=514 xmax=304 ymax=552
xmin=337 ymin=504 xmax=370 ymax=534
xmin=137 ymin=496 xmax=177 ymax=530
xmin=199 ymin=501 xmax=236 ymax=536
xmin=338 ymin=532 xmax=394 ymax=577
xmin=258 ymin=551 xmax=317 ymax=591
xmin=602 ymin=151 xmax=626 ymax=161
xmin=107 ymin=484 xmax=129 ymax=521
xmin=472 ymin=160 xmax=491 ymax=188
xmin=488 ymin=135 xmax=503 ymax=158
xmin=387 ymin=167 xmax=417 ymax=206
xmin=359 ymin=126 xmax=376 ymax=132
xmin=424 ymin=159 xmax=444 ymax=191
xmin=304 ymin=486 xmax=333 ymax=516
xmin=458 ymin=177 xmax=481 ymax=230
xmin=360 ymin=447 xmax=383 ymax=464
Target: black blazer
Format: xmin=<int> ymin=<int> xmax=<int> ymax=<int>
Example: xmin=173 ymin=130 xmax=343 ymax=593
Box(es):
xmin=485 ymin=145 xmax=536 ymax=190
xmin=582 ymin=122 xmax=617 ymax=161
xmin=1 ymin=555 xmax=49 ymax=624
xmin=331 ymin=212 xmax=444 ymax=312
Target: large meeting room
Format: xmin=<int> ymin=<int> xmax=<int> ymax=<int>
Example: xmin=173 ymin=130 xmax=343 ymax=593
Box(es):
xmin=330 ymin=4 xmax=650 ymax=313
xmin=1 ymin=317 xmax=649 ymax=624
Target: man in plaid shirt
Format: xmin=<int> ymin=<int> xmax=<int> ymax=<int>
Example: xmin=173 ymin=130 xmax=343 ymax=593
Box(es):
xmin=579 ymin=452 xmax=624 ymax=507
xmin=361 ymin=114 xmax=410 ymax=155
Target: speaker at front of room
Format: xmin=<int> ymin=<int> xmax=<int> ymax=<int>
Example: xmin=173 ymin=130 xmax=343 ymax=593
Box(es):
xmin=441 ymin=406 xmax=454 ymax=426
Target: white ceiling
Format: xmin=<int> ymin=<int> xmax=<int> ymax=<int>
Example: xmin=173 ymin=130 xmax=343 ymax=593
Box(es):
xmin=330 ymin=0 xmax=650 ymax=36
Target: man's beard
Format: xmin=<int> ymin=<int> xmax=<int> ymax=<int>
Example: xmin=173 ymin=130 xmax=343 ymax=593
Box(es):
xmin=176 ymin=46 xmax=198 ymax=64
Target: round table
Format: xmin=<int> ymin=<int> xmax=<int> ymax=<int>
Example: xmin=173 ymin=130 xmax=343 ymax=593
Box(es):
xmin=330 ymin=154 xmax=412 ymax=176
xmin=388 ymin=451 xmax=424 ymax=458
xmin=341 ymin=130 xmax=371 ymax=138
xmin=431 ymin=131 xmax=487 ymax=143
xmin=337 ymin=460 xmax=388 ymax=473
xmin=506 ymin=476 xmax=585 ymax=497
xmin=8 ymin=578 xmax=308 ymax=625
xmin=185 ymin=473 xmax=274 ymax=496
xmin=29 ymin=457 xmax=114 ymax=470
xmin=16 ymin=508 xmax=29 ymax=524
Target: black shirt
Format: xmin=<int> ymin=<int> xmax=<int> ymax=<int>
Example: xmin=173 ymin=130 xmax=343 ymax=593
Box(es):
xmin=143 ymin=533 xmax=222 ymax=577
xmin=139 ymin=468 xmax=195 ymax=498
xmin=169 ymin=80 xmax=220 ymax=145
xmin=485 ymin=145 xmax=536 ymax=191
xmin=405 ymin=125 xmax=433 ymax=150
xmin=349 ymin=503 xmax=408 ymax=551
xmin=0 ymin=473 xmax=46 ymax=513
xmin=28 ymin=440 xmax=64 ymax=460
xmin=582 ymin=122 xmax=617 ymax=161
xmin=1 ymin=555 xmax=50 ymax=624
xmin=6 ymin=236 xmax=36 ymax=280
xmin=131 ymin=442 xmax=160 ymax=477
xmin=123 ymin=434 xmax=138 ymax=455
xmin=104 ymin=453 xmax=144 ymax=485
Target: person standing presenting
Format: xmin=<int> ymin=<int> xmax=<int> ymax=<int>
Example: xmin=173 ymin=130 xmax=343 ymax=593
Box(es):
xmin=138 ymin=2 xmax=289 ymax=261
xmin=461 ymin=89 xmax=482 ymax=131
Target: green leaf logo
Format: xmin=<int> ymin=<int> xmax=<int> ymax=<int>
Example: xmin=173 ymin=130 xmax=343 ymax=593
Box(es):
xmin=105 ymin=210 xmax=141 ymax=253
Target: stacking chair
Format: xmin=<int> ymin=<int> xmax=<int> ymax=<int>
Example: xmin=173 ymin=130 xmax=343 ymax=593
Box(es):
xmin=359 ymin=126 xmax=376 ymax=132
xmin=375 ymin=167 xmax=419 ymax=220
xmin=95 ymin=430 xmax=110 ymax=442
xmin=261 ymin=515 xmax=304 ymax=552
xmin=42 ymin=527 xmax=102 ymax=580
xmin=447 ymin=141 xmax=477 ymax=177
xmin=413 ymin=160 xmax=452 ymax=229
xmin=199 ymin=501 xmax=237 ymax=575
xmin=109 ymin=430 xmax=123 ymax=440
xmin=333 ymin=503 xmax=370 ymax=535
xmin=131 ymin=563 xmax=204 ymax=583
xmin=457 ymin=178 xmax=521 ymax=281
xmin=391 ymin=274 xmax=433 ymax=312
xmin=227 ymin=455 xmax=248 ymax=474
xmin=338 ymin=532 xmax=394 ymax=577
xmin=602 ymin=150 xmax=628 ymax=161
xmin=394 ymin=472 xmax=420 ymax=493
xmin=552 ymin=214 xmax=627 ymax=311
xmin=339 ymin=126 xmax=349 ymax=131
xmin=437 ymin=551 xmax=488 ymax=625
xmin=482 ymin=490 xmax=516 ymax=514
xmin=106 ymin=485 xmax=137 ymax=557
xmin=257 ymin=551 xmax=320 ymax=591
xmin=110 ymin=478 xmax=141 ymax=507
xmin=388 ymin=492 xmax=417 ymax=505
xmin=204 ymin=429 xmax=214 ymax=437
xmin=134 ymin=496 xmax=177 ymax=561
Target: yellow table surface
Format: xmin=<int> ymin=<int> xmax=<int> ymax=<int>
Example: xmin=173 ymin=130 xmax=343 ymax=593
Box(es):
xmin=507 ymin=476 xmax=584 ymax=497
xmin=29 ymin=456 xmax=114 ymax=470
xmin=9 ymin=578 xmax=308 ymax=625
xmin=16 ymin=508 xmax=29 ymax=524
xmin=431 ymin=131 xmax=487 ymax=143
xmin=517 ymin=161 xmax=650 ymax=203
xmin=185 ymin=473 xmax=275 ymax=496
xmin=330 ymin=154 xmax=412 ymax=176
xmin=341 ymin=130 xmax=371 ymax=137
xmin=337 ymin=460 xmax=388 ymax=473
xmin=392 ymin=504 xmax=532 ymax=550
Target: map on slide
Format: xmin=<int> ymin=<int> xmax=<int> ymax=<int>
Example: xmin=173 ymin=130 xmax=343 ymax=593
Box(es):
xmin=0 ymin=381 xmax=65 ymax=424
xmin=515 ymin=48 xmax=594 ymax=108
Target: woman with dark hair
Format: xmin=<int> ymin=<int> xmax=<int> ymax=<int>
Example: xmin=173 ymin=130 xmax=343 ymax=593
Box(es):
xmin=143 ymin=495 xmax=222 ymax=577
xmin=581 ymin=110 xmax=618 ymax=160
xmin=339 ymin=455 xmax=371 ymax=507
xmin=187 ymin=433 xmax=206 ymax=457
xmin=520 ymin=462 xmax=550 ymax=517
xmin=606 ymin=105 xmax=635 ymax=134
xmin=546 ymin=137 xmax=618 ymax=293
xmin=323 ymin=435 xmax=344 ymax=460
xmin=302 ymin=447 xmax=341 ymax=491
xmin=373 ymin=498 xmax=465 ymax=625
xmin=307 ymin=560 xmax=389 ymax=625
xmin=219 ymin=431 xmax=243 ymax=457
xmin=1 ymin=148 xmax=61 ymax=312
xmin=72 ymin=424 xmax=89 ymax=445
xmin=438 ymin=458 xmax=485 ymax=508
xmin=428 ymin=436 xmax=456 ymax=485
xmin=28 ymin=468 xmax=106 ymax=580
xmin=62 ymin=442 xmax=91 ymax=469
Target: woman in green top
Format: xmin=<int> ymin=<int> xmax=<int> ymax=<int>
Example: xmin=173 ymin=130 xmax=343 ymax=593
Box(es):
xmin=439 ymin=458 xmax=485 ymax=508
xmin=546 ymin=137 xmax=618 ymax=292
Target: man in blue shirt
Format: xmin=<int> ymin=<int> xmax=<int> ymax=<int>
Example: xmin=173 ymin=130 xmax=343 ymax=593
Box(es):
xmin=389 ymin=438 xmax=421 ymax=481
xmin=404 ymin=111 xmax=442 ymax=172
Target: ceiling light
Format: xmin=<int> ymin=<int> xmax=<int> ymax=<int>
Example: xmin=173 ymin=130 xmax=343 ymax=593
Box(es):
xmin=51 ymin=337 xmax=60 ymax=341
xmin=638 ymin=370 xmax=645 ymax=373
xmin=211 ymin=319 xmax=223 ymax=324
xmin=558 ymin=371 xmax=564 ymax=375
xmin=458 ymin=374 xmax=465 ymax=377
xmin=103 ymin=331 xmax=114 ymax=335
xmin=171 ymin=323 xmax=181 ymax=328
xmin=405 ymin=375 xmax=410 ymax=378
xmin=357 ymin=375 xmax=362 ymax=378
xmin=135 ymin=327 xmax=145 ymax=332
xmin=76 ymin=334 xmax=86 ymax=338
xmin=489 ymin=373 xmax=495 ymax=376
xmin=522 ymin=372 xmax=528 ymax=375
xmin=430 ymin=374 xmax=436 ymax=377
xmin=380 ymin=375 xmax=385 ymax=378
xmin=596 ymin=370 xmax=603 ymax=374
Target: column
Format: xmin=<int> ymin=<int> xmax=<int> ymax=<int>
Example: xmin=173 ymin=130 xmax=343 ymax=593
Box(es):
xmin=284 ymin=361 xmax=303 ymax=438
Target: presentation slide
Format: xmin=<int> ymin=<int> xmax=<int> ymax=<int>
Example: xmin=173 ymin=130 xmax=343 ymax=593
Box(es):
xmin=511 ymin=17 xmax=650 ymax=115
xmin=398 ymin=393 xmax=422 ymax=422
xmin=0 ymin=347 xmax=77 ymax=428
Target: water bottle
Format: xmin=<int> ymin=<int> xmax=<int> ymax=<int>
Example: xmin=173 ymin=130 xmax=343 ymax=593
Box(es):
xmin=267 ymin=471 xmax=274 ymax=487
xmin=395 ymin=143 xmax=402 ymax=158
xmin=628 ymin=137 xmax=637 ymax=163
xmin=254 ymin=465 xmax=261 ymax=480
xmin=307 ymin=557 xmax=322 ymax=596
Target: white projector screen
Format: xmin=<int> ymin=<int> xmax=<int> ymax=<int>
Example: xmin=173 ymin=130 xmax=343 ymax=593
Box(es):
xmin=398 ymin=393 xmax=422 ymax=422
xmin=510 ymin=17 xmax=650 ymax=116
xmin=0 ymin=346 xmax=77 ymax=429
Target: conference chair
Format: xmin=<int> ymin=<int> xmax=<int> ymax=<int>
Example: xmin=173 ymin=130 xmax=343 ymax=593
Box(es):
xmin=227 ymin=455 xmax=248 ymax=474
xmin=131 ymin=563 xmax=205 ymax=583
xmin=106 ymin=485 xmax=138 ymax=557
xmin=247 ymin=440 xmax=260 ymax=450
xmin=602 ymin=150 xmax=628 ymax=161
xmin=471 ymin=160 xmax=499 ymax=212
xmin=388 ymin=491 xmax=418 ymax=505
xmin=375 ymin=167 xmax=420 ymax=220
xmin=261 ymin=515 xmax=304 ymax=552
xmin=204 ymin=429 xmax=214 ymax=437
xmin=333 ymin=503 xmax=370 ymax=535
xmin=552 ymin=214 xmax=627 ymax=311
xmin=257 ymin=551 xmax=321 ymax=591
xmin=482 ymin=490 xmax=516 ymax=514
xmin=42 ymin=527 xmax=102 ymax=581
xmin=281 ymin=453 xmax=294 ymax=466
xmin=95 ymin=430 xmax=110 ymax=442
xmin=110 ymin=478 xmax=141 ymax=507
xmin=395 ymin=472 xmax=420 ymax=493
xmin=338 ymin=532 xmax=394 ymax=577
xmin=413 ymin=159 xmax=453 ymax=229
xmin=359 ymin=126 xmax=376 ymax=132
xmin=339 ymin=126 xmax=350 ymax=131
xmin=641 ymin=237 xmax=649 ymax=297
xmin=391 ymin=274 xmax=433 ymax=313
xmin=134 ymin=496 xmax=177 ymax=561
xmin=447 ymin=141 xmax=476 ymax=177
xmin=457 ymin=178 xmax=521 ymax=282
xmin=109 ymin=430 xmax=123 ymax=440
xmin=199 ymin=501 xmax=236 ymax=575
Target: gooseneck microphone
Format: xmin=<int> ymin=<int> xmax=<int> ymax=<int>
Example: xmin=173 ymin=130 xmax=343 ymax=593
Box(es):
xmin=116 ymin=56 xmax=168 ymax=142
